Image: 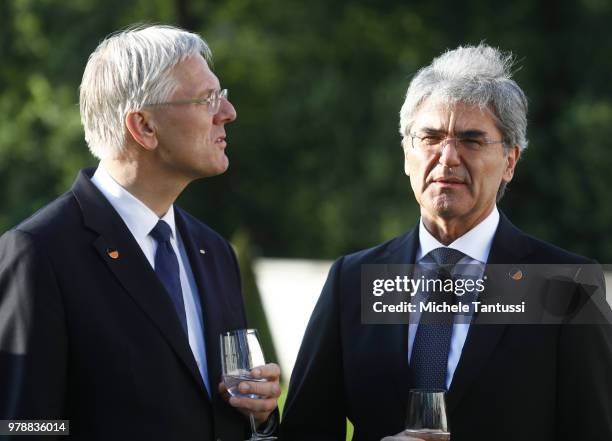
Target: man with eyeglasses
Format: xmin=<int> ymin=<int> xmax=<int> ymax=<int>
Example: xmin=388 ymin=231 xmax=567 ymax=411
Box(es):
xmin=0 ymin=25 xmax=280 ymax=440
xmin=281 ymin=44 xmax=612 ymax=441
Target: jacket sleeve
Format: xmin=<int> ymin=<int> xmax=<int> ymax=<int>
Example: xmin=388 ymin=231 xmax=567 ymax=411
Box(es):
xmin=556 ymin=265 xmax=612 ymax=441
xmin=280 ymin=258 xmax=347 ymax=441
xmin=0 ymin=229 xmax=67 ymax=423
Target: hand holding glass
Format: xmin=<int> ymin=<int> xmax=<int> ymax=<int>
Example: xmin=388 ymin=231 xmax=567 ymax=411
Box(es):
xmin=220 ymin=329 xmax=277 ymax=441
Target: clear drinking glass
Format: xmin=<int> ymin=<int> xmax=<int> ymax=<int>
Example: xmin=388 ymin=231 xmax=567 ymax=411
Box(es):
xmin=220 ymin=329 xmax=277 ymax=441
xmin=404 ymin=389 xmax=451 ymax=441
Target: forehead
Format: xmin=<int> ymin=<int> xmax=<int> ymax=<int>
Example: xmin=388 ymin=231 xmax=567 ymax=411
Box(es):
xmin=412 ymin=98 xmax=500 ymax=135
xmin=171 ymin=53 xmax=220 ymax=96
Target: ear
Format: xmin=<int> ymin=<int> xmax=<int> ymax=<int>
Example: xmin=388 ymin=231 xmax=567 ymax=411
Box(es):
xmin=502 ymin=145 xmax=521 ymax=183
xmin=402 ymin=137 xmax=411 ymax=177
xmin=125 ymin=110 xmax=158 ymax=151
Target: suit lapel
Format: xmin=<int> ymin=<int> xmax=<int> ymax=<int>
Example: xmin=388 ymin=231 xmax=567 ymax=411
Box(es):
xmin=446 ymin=212 xmax=532 ymax=414
xmin=445 ymin=294 xmax=507 ymax=414
xmin=72 ymin=169 xmax=208 ymax=396
xmin=174 ymin=209 xmax=226 ymax=400
xmin=379 ymin=229 xmax=420 ymax=403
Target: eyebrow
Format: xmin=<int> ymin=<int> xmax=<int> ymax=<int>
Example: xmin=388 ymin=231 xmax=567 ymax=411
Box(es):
xmin=457 ymin=129 xmax=489 ymax=138
xmin=417 ymin=127 xmax=489 ymax=138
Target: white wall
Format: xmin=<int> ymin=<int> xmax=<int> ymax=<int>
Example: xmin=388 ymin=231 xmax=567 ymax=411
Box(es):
xmin=253 ymin=258 xmax=332 ymax=384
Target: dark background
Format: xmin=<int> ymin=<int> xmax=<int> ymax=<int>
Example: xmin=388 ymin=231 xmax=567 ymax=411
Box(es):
xmin=2 ymin=0 xmax=612 ymax=262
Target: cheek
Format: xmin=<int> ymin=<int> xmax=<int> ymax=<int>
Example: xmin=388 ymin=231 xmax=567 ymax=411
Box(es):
xmin=408 ymin=175 xmax=420 ymax=197
xmin=404 ymin=152 xmax=426 ymax=179
xmin=405 ymin=158 xmax=422 ymax=193
xmin=404 ymin=156 xmax=411 ymax=177
xmin=475 ymin=162 xmax=505 ymax=196
xmin=182 ymin=115 xmax=213 ymax=141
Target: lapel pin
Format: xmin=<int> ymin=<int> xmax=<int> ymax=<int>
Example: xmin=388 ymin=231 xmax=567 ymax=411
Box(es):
xmin=107 ymin=248 xmax=120 ymax=259
xmin=509 ymin=268 xmax=523 ymax=280
xmin=199 ymin=249 xmax=206 ymax=255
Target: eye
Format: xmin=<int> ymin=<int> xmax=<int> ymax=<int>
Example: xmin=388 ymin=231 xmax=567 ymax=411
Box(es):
xmin=460 ymin=138 xmax=483 ymax=149
xmin=421 ymin=135 xmax=443 ymax=146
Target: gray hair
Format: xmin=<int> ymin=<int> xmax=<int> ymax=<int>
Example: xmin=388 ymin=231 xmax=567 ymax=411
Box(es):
xmin=399 ymin=44 xmax=528 ymax=201
xmin=79 ymin=24 xmax=212 ymax=159
xmin=399 ymin=43 xmax=528 ymax=152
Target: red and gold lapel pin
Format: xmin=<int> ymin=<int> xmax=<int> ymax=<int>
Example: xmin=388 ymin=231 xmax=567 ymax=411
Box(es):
xmin=107 ymin=248 xmax=120 ymax=259
xmin=509 ymin=268 xmax=523 ymax=280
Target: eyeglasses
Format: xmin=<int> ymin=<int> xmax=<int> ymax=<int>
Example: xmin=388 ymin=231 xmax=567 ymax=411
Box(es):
xmin=143 ymin=88 xmax=228 ymax=115
xmin=408 ymin=133 xmax=504 ymax=153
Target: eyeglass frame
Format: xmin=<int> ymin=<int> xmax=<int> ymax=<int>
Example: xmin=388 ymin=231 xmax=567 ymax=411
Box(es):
xmin=143 ymin=88 xmax=228 ymax=115
xmin=408 ymin=132 xmax=506 ymax=153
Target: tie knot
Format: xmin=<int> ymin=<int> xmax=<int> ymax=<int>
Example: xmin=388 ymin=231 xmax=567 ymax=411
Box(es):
xmin=428 ymin=247 xmax=465 ymax=267
xmin=150 ymin=220 xmax=173 ymax=243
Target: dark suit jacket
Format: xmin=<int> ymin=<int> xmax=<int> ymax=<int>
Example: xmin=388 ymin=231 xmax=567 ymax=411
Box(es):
xmin=281 ymin=213 xmax=612 ymax=441
xmin=0 ymin=168 xmax=250 ymax=440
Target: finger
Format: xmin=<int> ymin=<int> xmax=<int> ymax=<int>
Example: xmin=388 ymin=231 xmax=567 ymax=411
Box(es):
xmin=237 ymin=379 xmax=281 ymax=398
xmin=229 ymin=396 xmax=278 ymax=414
xmin=250 ymin=362 xmax=280 ymax=380
xmin=217 ymin=382 xmax=230 ymax=402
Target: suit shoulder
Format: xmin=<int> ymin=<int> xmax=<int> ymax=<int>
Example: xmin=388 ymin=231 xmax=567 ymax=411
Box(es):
xmin=494 ymin=213 xmax=595 ymax=265
xmin=522 ymin=232 xmax=594 ymax=264
xmin=340 ymin=232 xmax=414 ymax=268
xmin=7 ymin=192 xmax=80 ymax=241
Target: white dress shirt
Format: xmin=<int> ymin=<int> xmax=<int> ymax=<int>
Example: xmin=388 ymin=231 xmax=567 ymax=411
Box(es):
xmin=408 ymin=206 xmax=500 ymax=389
xmin=91 ymin=165 xmax=211 ymax=395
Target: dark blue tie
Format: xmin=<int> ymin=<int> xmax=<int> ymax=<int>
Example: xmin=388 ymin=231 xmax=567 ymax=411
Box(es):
xmin=411 ymin=247 xmax=465 ymax=390
xmin=150 ymin=220 xmax=188 ymax=335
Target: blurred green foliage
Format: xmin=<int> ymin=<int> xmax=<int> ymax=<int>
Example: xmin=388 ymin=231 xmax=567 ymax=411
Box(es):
xmin=2 ymin=0 xmax=612 ymax=262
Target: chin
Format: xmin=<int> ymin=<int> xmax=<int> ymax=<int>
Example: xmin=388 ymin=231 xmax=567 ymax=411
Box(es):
xmin=429 ymin=196 xmax=467 ymax=218
xmin=199 ymin=155 xmax=230 ymax=178
xmin=214 ymin=163 xmax=230 ymax=177
xmin=216 ymin=157 xmax=230 ymax=174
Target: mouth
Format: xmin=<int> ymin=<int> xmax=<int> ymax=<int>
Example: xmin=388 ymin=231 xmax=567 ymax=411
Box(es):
xmin=431 ymin=176 xmax=466 ymax=186
xmin=214 ymin=135 xmax=227 ymax=146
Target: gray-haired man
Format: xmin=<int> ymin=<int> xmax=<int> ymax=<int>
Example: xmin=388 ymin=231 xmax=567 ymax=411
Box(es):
xmin=0 ymin=25 xmax=279 ymax=440
xmin=281 ymin=44 xmax=612 ymax=441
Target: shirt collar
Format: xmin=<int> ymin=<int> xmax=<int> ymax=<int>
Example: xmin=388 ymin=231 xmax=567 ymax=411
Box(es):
xmin=417 ymin=206 xmax=500 ymax=263
xmin=91 ymin=165 xmax=176 ymax=241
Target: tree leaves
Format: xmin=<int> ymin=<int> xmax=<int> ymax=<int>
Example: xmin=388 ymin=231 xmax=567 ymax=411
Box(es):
xmin=2 ymin=0 xmax=611 ymax=262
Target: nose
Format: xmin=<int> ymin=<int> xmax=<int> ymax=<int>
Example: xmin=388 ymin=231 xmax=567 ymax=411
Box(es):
xmin=213 ymin=97 xmax=237 ymax=124
xmin=438 ymin=139 xmax=461 ymax=168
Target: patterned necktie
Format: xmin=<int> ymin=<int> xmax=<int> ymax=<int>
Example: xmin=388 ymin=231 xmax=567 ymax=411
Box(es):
xmin=150 ymin=220 xmax=188 ymax=335
xmin=411 ymin=247 xmax=465 ymax=390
